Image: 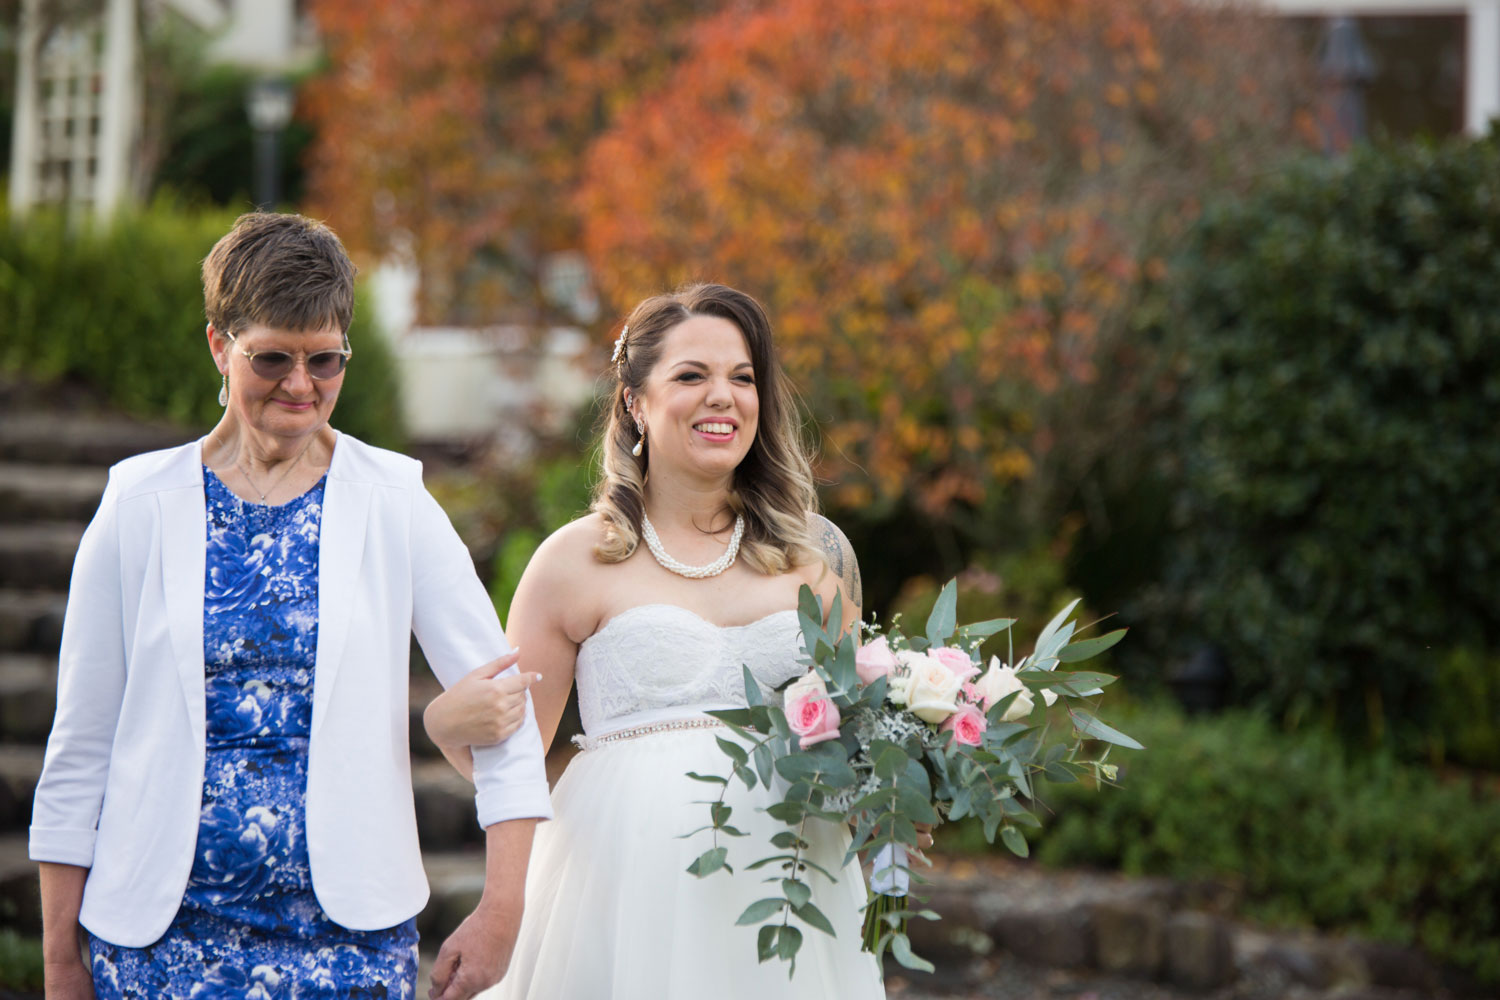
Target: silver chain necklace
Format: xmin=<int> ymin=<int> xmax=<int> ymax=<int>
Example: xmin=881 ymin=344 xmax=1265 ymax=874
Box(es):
xmin=641 ymin=513 xmax=745 ymax=579
xmin=234 ymin=438 xmax=315 ymax=505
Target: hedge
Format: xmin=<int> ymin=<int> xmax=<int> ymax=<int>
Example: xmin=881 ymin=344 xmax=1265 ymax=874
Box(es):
xmin=1018 ymin=701 xmax=1500 ymax=982
xmin=1168 ymin=132 xmax=1500 ymax=755
xmin=0 ymin=203 xmax=404 ymax=449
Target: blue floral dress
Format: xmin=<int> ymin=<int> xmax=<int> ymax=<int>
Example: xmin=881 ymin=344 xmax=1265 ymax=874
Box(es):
xmin=89 ymin=470 xmax=419 ymax=1000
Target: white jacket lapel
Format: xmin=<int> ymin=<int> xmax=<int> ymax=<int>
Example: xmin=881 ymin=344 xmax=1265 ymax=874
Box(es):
xmin=159 ymin=483 xmax=207 ymax=744
xmin=312 ymin=474 xmax=371 ymax=736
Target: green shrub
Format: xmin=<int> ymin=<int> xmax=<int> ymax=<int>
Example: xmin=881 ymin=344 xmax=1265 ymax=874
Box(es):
xmin=0 ymin=931 xmax=44 ymax=992
xmin=0 ymin=203 xmax=404 ymax=449
xmin=1018 ymin=700 xmax=1500 ymax=981
xmin=1169 ymin=132 xmax=1500 ymax=752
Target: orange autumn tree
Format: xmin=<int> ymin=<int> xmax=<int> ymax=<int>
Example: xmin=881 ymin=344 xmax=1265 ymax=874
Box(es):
xmin=302 ymin=0 xmax=731 ymax=323
xmin=579 ymin=0 xmax=1312 ymax=534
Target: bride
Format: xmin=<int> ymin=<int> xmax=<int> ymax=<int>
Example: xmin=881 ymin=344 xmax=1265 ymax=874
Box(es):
xmin=423 ymin=283 xmax=885 ymax=999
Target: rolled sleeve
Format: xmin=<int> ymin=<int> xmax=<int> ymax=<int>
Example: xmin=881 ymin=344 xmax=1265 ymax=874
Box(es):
xmin=409 ymin=478 xmax=553 ymax=826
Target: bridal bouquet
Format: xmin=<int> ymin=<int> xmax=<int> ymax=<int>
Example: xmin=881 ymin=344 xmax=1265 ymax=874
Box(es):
xmin=684 ymin=581 xmax=1140 ymax=976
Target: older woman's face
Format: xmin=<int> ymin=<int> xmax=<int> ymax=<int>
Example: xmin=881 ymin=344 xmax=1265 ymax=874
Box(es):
xmin=634 ymin=315 xmax=759 ymax=483
xmin=212 ymin=322 xmax=346 ymax=441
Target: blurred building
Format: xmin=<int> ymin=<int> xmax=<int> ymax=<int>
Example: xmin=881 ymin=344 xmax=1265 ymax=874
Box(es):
xmin=1268 ymin=1 xmax=1499 ymax=138
xmin=7 ymin=0 xmax=313 ymax=219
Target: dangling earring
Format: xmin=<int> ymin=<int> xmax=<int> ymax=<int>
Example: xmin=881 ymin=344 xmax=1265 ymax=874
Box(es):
xmin=218 ymin=372 xmax=229 ymax=407
xmin=632 ymin=421 xmax=645 ymax=457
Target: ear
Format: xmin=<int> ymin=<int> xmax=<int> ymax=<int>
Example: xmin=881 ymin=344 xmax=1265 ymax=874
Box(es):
xmin=206 ymin=323 xmax=229 ymax=374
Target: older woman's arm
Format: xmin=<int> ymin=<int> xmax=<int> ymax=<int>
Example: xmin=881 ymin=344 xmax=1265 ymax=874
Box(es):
xmin=39 ymin=863 xmax=94 ymax=998
xmin=33 ymin=469 xmax=128 ymax=997
xmin=409 ymin=480 xmax=552 ymax=994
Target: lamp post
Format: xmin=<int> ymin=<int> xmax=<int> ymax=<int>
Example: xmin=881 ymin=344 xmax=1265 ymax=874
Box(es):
xmin=1317 ymin=16 xmax=1374 ymax=154
xmin=246 ymin=78 xmax=294 ymax=210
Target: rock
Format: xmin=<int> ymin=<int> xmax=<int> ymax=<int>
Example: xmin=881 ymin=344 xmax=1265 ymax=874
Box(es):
xmin=986 ymin=903 xmax=1095 ymax=969
xmin=1351 ymin=939 xmax=1441 ymax=992
xmin=1090 ymin=898 xmax=1164 ymax=977
xmin=1164 ymin=911 xmax=1234 ymax=991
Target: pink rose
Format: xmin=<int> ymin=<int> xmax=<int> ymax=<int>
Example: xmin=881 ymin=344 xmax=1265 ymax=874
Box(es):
xmin=931 ymin=645 xmax=981 ymax=682
xmin=788 ymin=691 xmax=842 ymax=749
xmin=855 ymin=636 xmax=899 ymax=686
xmin=941 ymin=703 xmax=986 ymax=747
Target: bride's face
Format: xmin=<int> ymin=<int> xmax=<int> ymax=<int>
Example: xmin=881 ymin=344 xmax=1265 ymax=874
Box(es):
xmin=634 ymin=315 xmax=759 ymax=483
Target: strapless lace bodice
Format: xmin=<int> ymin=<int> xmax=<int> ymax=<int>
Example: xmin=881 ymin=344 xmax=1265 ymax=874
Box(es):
xmin=575 ymin=604 xmax=806 ymax=736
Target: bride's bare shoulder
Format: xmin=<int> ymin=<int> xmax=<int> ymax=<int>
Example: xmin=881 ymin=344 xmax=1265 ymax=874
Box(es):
xmin=522 ymin=513 xmax=617 ymax=587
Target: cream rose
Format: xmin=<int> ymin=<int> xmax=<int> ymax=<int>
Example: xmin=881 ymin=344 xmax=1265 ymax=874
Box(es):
xmin=975 ymin=657 xmax=1055 ymax=722
xmin=904 ymin=654 xmax=965 ymax=724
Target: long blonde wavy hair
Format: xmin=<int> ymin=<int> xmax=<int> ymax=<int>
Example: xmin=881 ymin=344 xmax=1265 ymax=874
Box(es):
xmin=591 ymin=283 xmax=821 ymax=574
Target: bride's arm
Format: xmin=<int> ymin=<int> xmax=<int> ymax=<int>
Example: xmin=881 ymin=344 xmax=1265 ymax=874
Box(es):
xmin=424 ymin=524 xmax=587 ymax=774
xmin=811 ymin=513 xmax=863 ymax=636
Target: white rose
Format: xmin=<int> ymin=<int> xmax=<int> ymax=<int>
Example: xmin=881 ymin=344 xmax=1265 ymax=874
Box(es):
xmin=885 ymin=650 xmax=926 ymax=706
xmin=975 ymin=657 xmax=1055 ymax=722
xmin=905 ymin=654 xmax=965 ymax=724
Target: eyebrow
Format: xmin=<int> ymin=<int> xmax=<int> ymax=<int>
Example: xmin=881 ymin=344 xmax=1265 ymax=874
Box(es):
xmin=669 ymin=360 xmax=755 ymax=372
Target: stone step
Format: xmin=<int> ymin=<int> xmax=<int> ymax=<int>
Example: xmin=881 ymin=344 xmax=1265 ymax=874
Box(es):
xmin=0 ymin=590 xmax=66 ymax=654
xmin=0 ymin=523 xmax=83 ymax=592
xmin=0 ymin=832 xmax=39 ymax=936
xmin=412 ymin=758 xmax=485 ymax=851
xmin=0 ymin=464 xmax=108 ymax=523
xmin=0 ymin=656 xmax=56 ymax=745
xmin=0 ymin=745 xmax=43 ymax=833
xmin=0 ymin=412 xmax=195 ymax=468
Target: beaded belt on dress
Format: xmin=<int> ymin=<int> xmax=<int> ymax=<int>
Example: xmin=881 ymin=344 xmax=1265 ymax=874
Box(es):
xmin=571 ymin=716 xmax=725 ymax=751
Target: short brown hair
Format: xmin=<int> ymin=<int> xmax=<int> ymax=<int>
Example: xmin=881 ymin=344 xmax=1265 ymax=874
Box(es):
xmin=202 ymin=212 xmax=357 ymax=336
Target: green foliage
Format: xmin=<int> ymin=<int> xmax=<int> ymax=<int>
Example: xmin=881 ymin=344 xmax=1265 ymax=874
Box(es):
xmin=0 ymin=203 xmax=404 ymax=448
xmin=0 ymin=931 xmax=44 ymax=992
xmin=1170 ymin=132 xmax=1500 ymax=750
xmin=1025 ymin=700 xmax=1500 ymax=982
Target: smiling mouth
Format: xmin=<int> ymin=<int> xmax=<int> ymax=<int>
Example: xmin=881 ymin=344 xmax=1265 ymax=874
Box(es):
xmin=694 ymin=422 xmax=736 ymax=436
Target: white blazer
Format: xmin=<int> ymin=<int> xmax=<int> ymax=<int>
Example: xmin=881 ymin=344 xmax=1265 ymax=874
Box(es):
xmin=29 ymin=433 xmax=552 ymax=947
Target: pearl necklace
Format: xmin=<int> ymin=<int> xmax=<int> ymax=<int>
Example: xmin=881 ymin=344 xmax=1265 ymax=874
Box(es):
xmin=641 ymin=513 xmax=745 ymax=579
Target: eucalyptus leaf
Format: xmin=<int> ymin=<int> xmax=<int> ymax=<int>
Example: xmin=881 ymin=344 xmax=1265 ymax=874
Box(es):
xmin=778 ymin=924 xmax=804 ymax=963
xmin=1001 ymin=824 xmax=1030 ymax=858
xmin=782 ymin=879 xmax=812 ymax=909
xmin=736 ymin=897 xmax=787 ymax=925
xmin=925 ymin=579 xmax=958 ymax=645
xmin=1070 ymin=709 xmax=1146 ymax=749
xmin=890 ymin=933 xmax=935 ymax=973
xmin=1057 ymin=628 xmax=1128 ymax=663
xmin=793 ymin=900 xmax=837 ymax=937
xmin=685 ymin=771 xmax=728 ymax=785
xmin=715 ymin=735 xmax=749 ymax=766
xmin=757 ymin=925 xmax=779 ymax=962
xmin=753 ymin=742 xmax=775 ymax=788
xmin=742 ymin=664 xmax=765 ymax=708
xmin=687 ymin=846 xmax=729 ymax=877
xmin=956 ymin=617 xmax=1016 ymax=641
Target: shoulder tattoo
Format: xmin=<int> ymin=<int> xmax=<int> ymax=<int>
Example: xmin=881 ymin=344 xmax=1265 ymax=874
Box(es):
xmin=813 ymin=514 xmax=863 ymax=610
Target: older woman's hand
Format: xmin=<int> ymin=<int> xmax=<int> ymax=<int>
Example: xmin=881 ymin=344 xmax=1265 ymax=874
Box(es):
xmin=424 ymin=651 xmax=541 ymax=749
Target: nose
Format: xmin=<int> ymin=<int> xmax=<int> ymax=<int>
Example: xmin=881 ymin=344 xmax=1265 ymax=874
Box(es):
xmin=704 ymin=375 xmax=733 ymax=409
xmin=280 ymin=358 xmax=315 ymax=394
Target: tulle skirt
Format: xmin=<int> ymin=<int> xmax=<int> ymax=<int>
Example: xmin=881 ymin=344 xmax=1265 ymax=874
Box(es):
xmin=482 ymin=726 xmax=885 ymax=999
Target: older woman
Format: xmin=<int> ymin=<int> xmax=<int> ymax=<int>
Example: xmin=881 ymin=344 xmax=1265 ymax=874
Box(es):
xmin=30 ymin=212 xmax=550 ymax=1000
xmin=424 ymin=284 xmax=885 ymax=998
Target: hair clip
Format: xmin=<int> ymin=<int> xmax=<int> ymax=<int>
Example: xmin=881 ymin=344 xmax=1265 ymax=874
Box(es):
xmin=611 ymin=324 xmax=629 ymax=364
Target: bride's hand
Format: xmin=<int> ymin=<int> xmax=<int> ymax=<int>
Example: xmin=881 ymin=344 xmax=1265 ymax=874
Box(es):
xmin=425 ymin=651 xmax=541 ymax=748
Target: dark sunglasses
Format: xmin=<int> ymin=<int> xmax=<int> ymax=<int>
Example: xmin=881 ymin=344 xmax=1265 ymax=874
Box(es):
xmin=226 ymin=331 xmax=352 ymax=381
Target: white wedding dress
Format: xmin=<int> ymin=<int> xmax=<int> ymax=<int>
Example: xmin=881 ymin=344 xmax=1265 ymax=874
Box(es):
xmin=481 ymin=604 xmax=885 ymax=999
